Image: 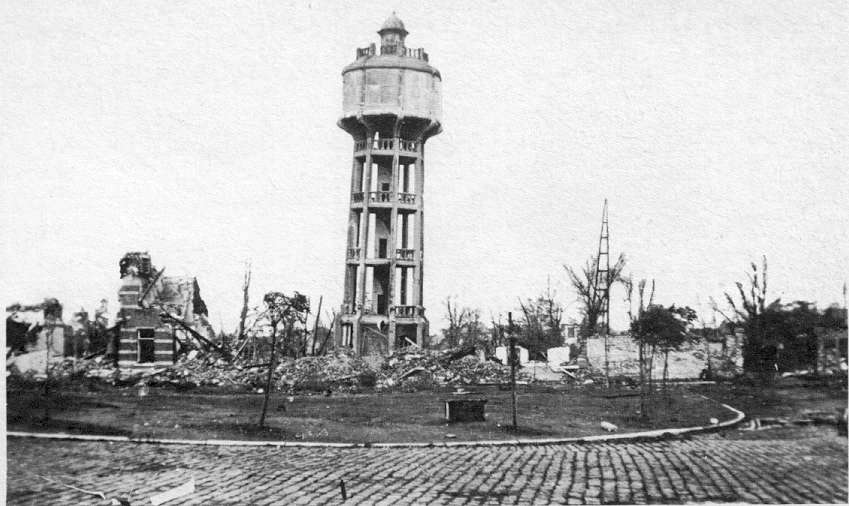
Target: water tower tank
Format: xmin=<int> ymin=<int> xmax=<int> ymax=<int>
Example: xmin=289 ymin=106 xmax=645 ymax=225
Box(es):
xmin=339 ymin=13 xmax=442 ymax=140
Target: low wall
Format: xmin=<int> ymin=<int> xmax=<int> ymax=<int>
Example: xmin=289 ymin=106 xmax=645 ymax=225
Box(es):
xmin=586 ymin=335 xmax=743 ymax=379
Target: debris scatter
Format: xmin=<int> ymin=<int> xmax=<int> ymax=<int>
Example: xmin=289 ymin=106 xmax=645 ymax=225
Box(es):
xmin=7 ymin=348 xmax=532 ymax=392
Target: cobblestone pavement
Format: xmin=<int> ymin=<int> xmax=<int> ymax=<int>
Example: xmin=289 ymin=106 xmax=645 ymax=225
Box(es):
xmin=6 ymin=427 xmax=847 ymax=505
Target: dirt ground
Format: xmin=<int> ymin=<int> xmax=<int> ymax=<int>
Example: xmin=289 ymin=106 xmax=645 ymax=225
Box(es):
xmin=7 ymin=383 xmax=733 ymax=443
xmin=692 ymin=376 xmax=848 ymax=419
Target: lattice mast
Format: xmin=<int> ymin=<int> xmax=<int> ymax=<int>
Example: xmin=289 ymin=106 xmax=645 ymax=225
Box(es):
xmin=592 ymin=199 xmax=611 ymax=386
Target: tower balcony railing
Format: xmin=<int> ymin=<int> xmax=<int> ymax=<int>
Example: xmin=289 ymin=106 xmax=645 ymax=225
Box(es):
xmin=347 ymin=247 xmax=361 ymax=260
xmin=353 ymin=138 xmax=419 ymax=154
xmin=391 ymin=305 xmax=424 ymax=318
xmin=395 ymin=248 xmax=415 ymax=261
xmin=352 ymin=191 xmax=416 ymax=206
xmin=379 ymin=44 xmax=429 ymax=62
xmin=398 ymin=139 xmax=419 ymax=152
xmin=356 ymin=44 xmax=376 ymax=59
xmin=374 ymin=138 xmax=395 ymax=151
xmin=368 ymin=191 xmax=392 ymax=203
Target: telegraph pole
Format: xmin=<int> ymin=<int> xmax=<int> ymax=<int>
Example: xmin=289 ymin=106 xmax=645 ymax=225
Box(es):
xmin=508 ymin=312 xmax=518 ymax=430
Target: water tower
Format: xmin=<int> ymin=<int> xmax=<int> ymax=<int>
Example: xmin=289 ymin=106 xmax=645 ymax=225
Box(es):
xmin=336 ymin=13 xmax=442 ymax=354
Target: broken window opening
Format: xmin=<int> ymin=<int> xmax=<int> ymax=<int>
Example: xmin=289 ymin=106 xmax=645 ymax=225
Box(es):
xmin=138 ymin=328 xmax=155 ymax=364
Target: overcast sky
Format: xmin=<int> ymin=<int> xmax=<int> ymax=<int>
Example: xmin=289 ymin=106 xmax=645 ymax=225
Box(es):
xmin=2 ymin=0 xmax=847 ymax=332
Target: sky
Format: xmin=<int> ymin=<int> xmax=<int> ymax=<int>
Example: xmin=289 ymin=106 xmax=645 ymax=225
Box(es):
xmin=2 ymin=0 xmax=847 ymax=333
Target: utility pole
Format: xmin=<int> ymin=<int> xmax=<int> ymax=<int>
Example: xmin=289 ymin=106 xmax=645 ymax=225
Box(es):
xmin=508 ymin=312 xmax=518 ymax=430
xmin=593 ymin=199 xmax=612 ymax=388
xmin=310 ymin=296 xmax=323 ymax=356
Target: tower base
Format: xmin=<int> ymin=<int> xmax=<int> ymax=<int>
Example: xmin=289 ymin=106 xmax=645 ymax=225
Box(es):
xmin=334 ymin=311 xmax=428 ymax=355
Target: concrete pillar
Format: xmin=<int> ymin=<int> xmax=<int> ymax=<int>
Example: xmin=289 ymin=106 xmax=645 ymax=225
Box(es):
xmin=386 ymin=124 xmax=401 ymax=353
xmin=354 ymin=133 xmax=374 ymax=354
xmin=413 ymin=141 xmax=425 ymax=308
xmin=342 ymin=156 xmax=360 ymax=308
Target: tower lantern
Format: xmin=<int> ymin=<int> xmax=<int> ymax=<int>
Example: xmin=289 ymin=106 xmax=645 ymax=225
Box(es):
xmin=336 ymin=14 xmax=442 ymax=354
xmin=377 ymin=12 xmax=408 ymax=54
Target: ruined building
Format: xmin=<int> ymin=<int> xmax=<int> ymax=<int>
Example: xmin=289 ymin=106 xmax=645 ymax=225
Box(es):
xmin=117 ymin=252 xmax=213 ymax=369
xmin=336 ymin=14 xmax=442 ymax=354
xmin=6 ymin=299 xmax=68 ymax=375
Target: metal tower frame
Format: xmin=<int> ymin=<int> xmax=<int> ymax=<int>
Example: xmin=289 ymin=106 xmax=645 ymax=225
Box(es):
xmin=592 ymin=199 xmax=611 ymax=386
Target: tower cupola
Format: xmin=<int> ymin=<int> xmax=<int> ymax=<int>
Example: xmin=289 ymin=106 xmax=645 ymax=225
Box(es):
xmin=378 ymin=12 xmax=408 ymax=54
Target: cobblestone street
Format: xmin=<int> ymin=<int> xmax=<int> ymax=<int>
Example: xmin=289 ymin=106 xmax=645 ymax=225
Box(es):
xmin=6 ymin=426 xmax=847 ymax=504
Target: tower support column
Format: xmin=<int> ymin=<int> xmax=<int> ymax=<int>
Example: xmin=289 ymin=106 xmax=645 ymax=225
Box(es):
xmin=413 ymin=141 xmax=426 ymax=345
xmin=386 ymin=122 xmax=402 ymax=352
xmin=354 ymin=137 xmax=374 ymax=354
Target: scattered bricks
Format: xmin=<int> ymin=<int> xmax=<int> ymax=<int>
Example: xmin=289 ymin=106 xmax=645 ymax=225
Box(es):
xmin=17 ymin=346 xmax=534 ymax=394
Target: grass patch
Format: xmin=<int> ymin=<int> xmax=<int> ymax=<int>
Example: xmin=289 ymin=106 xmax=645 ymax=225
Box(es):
xmin=6 ymin=383 xmax=733 ymax=443
xmin=692 ymin=378 xmax=847 ymax=420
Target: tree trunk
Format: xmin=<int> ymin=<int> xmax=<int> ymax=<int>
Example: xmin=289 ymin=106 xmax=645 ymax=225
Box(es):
xmin=705 ymin=339 xmax=712 ymax=378
xmin=237 ymin=264 xmax=251 ymax=342
xmin=42 ymin=326 xmax=54 ymax=423
xmin=310 ymin=296 xmax=322 ymax=356
xmin=258 ymin=323 xmax=279 ymax=428
xmin=663 ymin=351 xmax=670 ymax=405
xmin=638 ymin=341 xmax=647 ymax=418
xmin=647 ymin=346 xmax=655 ymax=394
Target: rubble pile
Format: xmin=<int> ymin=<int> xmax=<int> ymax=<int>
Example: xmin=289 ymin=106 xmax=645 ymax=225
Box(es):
xmin=6 ymin=356 xmax=120 ymax=386
xmin=48 ymin=357 xmax=109 ymax=378
xmin=149 ymin=353 xmax=268 ymax=389
xmin=275 ymin=350 xmax=374 ymax=391
xmin=376 ymin=349 xmax=529 ymax=388
xmin=134 ymin=349 xmax=376 ymax=392
xmin=7 ymin=347 xmax=531 ymax=391
xmin=444 ymin=355 xmax=521 ymax=384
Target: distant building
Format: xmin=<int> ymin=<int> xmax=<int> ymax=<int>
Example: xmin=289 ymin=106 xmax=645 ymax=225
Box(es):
xmin=815 ymin=326 xmax=848 ymax=372
xmin=117 ymin=252 xmax=212 ymax=369
xmin=561 ymin=319 xmax=579 ymax=344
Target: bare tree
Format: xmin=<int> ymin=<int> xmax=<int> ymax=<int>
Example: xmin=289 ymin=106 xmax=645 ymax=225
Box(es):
xmin=716 ymin=256 xmax=780 ymax=378
xmin=236 ymin=262 xmax=251 ymax=348
xmin=443 ymin=297 xmax=470 ymax=348
xmin=442 ymin=297 xmax=487 ymax=351
xmin=315 ymin=309 xmax=336 ymax=356
xmin=565 ymin=253 xmax=626 ymax=354
xmin=543 ymin=277 xmax=564 ymax=338
xmin=516 ymin=289 xmax=564 ymax=360
xmin=310 ymin=296 xmax=323 ymax=356
xmin=258 ymin=291 xmax=310 ymax=429
xmin=623 ymin=275 xmax=656 ymax=415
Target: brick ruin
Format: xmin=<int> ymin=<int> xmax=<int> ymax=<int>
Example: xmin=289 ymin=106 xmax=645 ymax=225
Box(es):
xmin=117 ymin=252 xmax=213 ymax=370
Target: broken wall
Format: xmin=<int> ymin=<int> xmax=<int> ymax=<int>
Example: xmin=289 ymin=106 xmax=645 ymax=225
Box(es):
xmin=585 ymin=335 xmax=743 ymax=379
xmin=117 ymin=273 xmax=173 ymax=368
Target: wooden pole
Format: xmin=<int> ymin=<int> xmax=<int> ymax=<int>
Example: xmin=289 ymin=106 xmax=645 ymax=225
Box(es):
xmin=43 ymin=325 xmax=54 ymax=423
xmin=259 ymin=321 xmax=279 ymax=428
xmin=508 ymin=312 xmax=517 ymax=430
xmin=236 ymin=262 xmax=251 ymax=342
xmin=311 ymin=296 xmax=323 ymax=356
